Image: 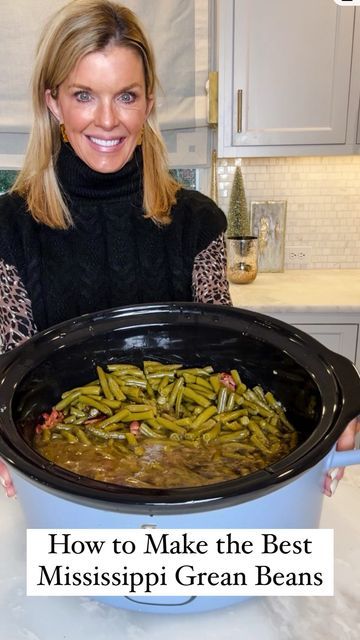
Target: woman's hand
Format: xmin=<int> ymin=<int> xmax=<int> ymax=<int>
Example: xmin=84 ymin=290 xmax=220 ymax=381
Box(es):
xmin=0 ymin=460 xmax=15 ymax=497
xmin=324 ymin=416 xmax=360 ymax=497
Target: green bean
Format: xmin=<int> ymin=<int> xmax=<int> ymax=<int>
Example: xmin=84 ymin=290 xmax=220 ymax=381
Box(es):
xmin=209 ymin=374 xmax=221 ymax=392
xmin=77 ymin=386 xmax=102 ymax=395
xmin=61 ymin=430 xmax=78 ymax=443
xmin=73 ymin=427 xmax=92 ymax=445
xmin=155 ymin=416 xmax=185 ymax=435
xmin=180 ymin=439 xmax=201 ymax=448
xmin=108 ymin=375 xmax=127 ymax=401
xmin=146 ymin=418 xmax=165 ymax=431
xmin=264 ymin=392 xmax=294 ymax=430
xmin=147 ymin=371 xmax=175 ymax=380
xmin=223 ymin=419 xmax=249 ymax=431
xmin=34 ymin=358 xmax=298 ymax=490
xmin=70 ymin=407 xmax=87 ymax=418
xmin=62 ymin=385 xmax=102 ymax=399
xmin=230 ymin=369 xmax=242 ymax=386
xmin=95 ymin=408 xmax=131 ymax=429
xmin=194 ymin=376 xmax=213 ymax=390
xmin=78 ymin=395 xmax=113 ymax=416
xmin=191 ymin=405 xmax=218 ymax=429
xmin=53 ymin=423 xmax=73 ymax=431
xmin=55 ymin=390 xmax=81 ymax=411
xmin=121 ymin=377 xmax=147 ymax=388
xmin=185 ymin=419 xmax=216 ymax=438
xmin=168 ymin=377 xmax=184 ymax=408
xmin=125 ymin=403 xmax=154 ymax=413
xmin=187 ymin=384 xmax=216 ymax=400
xmin=158 ymin=382 xmax=175 ymax=398
xmin=85 ymin=425 xmax=126 ymax=440
xmin=96 ymin=366 xmax=114 ymax=400
xmin=242 ymin=400 xmax=261 ymax=415
xmin=226 ymin=392 xmax=236 ymax=411
xmin=124 ymin=432 xmax=137 ymax=447
xmin=102 ymin=399 xmax=122 ymax=409
xmin=248 ymin=419 xmax=269 ymax=443
xmin=252 ymin=385 xmax=266 ymax=401
xmin=102 ymin=423 xmax=126 ymax=433
xmin=121 ymin=410 xmax=154 ymax=422
xmin=144 ymin=362 xmax=183 ymax=373
xmin=146 ymin=382 xmax=156 ymax=398
xmin=252 ymin=418 xmax=279 ymax=435
xmin=176 ymin=417 xmax=192 ymax=427
xmin=120 ymin=386 xmax=142 ymax=401
xmin=234 ymin=393 xmax=245 ymax=405
xmin=216 ymin=430 xmax=249 ymax=443
xmin=108 ymin=364 xmax=142 ymax=373
xmin=202 ymin=423 xmax=221 ymax=443
xmin=216 ymin=408 xmax=248 ymax=423
xmin=217 ymin=386 xmax=228 ymax=413
xmin=250 ymin=434 xmax=272 ymax=455
xmin=244 ymin=389 xmax=273 ymax=416
xmin=175 ymin=385 xmax=184 ymax=418
xmin=181 ymin=372 xmax=197 ymax=384
xmin=158 ymin=375 xmax=170 ymax=391
xmin=139 ymin=422 xmax=164 ymax=438
xmin=179 ymin=366 xmax=213 ymax=376
xmin=182 ymin=387 xmax=211 ymax=407
xmin=41 ymin=429 xmax=51 ymax=443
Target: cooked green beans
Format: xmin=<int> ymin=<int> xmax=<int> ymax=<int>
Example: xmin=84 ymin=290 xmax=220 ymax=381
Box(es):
xmin=33 ymin=360 xmax=298 ymax=489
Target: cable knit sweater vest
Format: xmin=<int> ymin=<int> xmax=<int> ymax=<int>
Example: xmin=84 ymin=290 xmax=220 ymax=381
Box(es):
xmin=0 ymin=144 xmax=227 ymax=331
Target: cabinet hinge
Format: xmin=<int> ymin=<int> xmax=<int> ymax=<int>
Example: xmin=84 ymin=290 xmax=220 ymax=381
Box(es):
xmin=206 ymin=71 xmax=218 ymax=127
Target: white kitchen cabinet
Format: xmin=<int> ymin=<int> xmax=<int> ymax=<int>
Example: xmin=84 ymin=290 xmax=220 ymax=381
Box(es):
xmin=218 ymin=0 xmax=359 ymax=157
xmin=269 ymin=312 xmax=359 ymax=369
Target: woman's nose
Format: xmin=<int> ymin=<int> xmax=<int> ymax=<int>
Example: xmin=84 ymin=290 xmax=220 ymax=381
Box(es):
xmin=94 ymin=100 xmax=119 ymax=130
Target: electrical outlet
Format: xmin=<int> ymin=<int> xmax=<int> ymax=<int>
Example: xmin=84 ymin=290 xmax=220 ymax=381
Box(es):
xmin=286 ymin=246 xmax=311 ymax=265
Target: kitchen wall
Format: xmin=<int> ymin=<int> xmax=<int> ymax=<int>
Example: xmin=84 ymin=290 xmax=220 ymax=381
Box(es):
xmin=217 ymin=155 xmax=360 ymax=270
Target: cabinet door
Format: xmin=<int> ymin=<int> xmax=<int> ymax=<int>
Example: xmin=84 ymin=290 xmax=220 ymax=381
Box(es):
xmin=218 ymin=0 xmax=355 ymax=152
xmin=293 ymin=324 xmax=358 ymax=363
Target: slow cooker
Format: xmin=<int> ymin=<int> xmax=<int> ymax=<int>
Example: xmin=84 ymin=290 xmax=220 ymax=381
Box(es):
xmin=1 ymin=303 xmax=359 ymax=613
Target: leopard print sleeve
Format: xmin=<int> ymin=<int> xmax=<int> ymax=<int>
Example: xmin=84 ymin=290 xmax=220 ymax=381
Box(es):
xmin=0 ymin=259 xmax=37 ymax=353
xmin=192 ymin=233 xmax=232 ymax=305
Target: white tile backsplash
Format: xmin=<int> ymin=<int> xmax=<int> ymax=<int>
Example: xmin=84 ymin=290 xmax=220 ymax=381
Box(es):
xmin=218 ymin=155 xmax=360 ymax=269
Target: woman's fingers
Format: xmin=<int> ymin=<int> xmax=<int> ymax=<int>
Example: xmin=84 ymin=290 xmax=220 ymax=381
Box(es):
xmin=324 ymin=417 xmax=359 ymax=497
xmin=0 ymin=460 xmax=16 ymax=497
xmin=336 ymin=417 xmax=358 ymax=451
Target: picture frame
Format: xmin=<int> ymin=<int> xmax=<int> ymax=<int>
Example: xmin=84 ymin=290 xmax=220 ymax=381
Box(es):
xmin=250 ymin=200 xmax=287 ymax=273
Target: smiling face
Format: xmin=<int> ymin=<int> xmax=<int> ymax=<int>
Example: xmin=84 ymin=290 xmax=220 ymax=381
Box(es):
xmin=45 ymin=45 xmax=153 ymax=173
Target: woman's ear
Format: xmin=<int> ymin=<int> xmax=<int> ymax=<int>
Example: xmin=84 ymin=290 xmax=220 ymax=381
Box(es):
xmin=145 ymin=94 xmax=154 ymax=119
xmin=45 ymin=89 xmax=62 ymax=122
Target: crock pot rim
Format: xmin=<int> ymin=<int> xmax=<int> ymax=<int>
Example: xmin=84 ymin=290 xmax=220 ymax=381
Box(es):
xmin=0 ymin=302 xmax=359 ymax=511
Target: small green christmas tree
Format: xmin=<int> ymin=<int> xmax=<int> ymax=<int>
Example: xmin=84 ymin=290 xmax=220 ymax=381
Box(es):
xmin=227 ymin=165 xmax=250 ymax=237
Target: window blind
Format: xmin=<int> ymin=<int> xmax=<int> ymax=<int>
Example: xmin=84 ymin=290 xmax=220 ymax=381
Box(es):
xmin=0 ymin=0 xmax=211 ymax=167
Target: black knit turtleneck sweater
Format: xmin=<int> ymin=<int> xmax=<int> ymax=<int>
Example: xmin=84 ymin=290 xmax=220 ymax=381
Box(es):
xmin=0 ymin=144 xmax=227 ymax=332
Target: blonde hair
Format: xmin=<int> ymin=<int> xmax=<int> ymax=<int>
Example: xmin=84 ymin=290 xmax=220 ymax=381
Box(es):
xmin=11 ymin=0 xmax=180 ymax=229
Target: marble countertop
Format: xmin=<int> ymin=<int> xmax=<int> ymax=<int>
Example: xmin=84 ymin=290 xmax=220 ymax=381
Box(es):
xmin=1 ymin=466 xmax=359 ymax=640
xmin=229 ymin=269 xmax=360 ymax=313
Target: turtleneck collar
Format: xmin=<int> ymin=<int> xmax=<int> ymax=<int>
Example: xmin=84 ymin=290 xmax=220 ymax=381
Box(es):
xmin=56 ymin=142 xmax=143 ymax=202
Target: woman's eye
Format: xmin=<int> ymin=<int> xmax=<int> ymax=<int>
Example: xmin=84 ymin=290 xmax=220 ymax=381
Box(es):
xmin=74 ymin=91 xmax=91 ymax=102
xmin=119 ymin=92 xmax=135 ymax=104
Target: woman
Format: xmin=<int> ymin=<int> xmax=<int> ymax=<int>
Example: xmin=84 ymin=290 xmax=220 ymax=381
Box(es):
xmin=0 ymin=0 xmax=231 ymax=496
xmin=0 ymin=0 xmax=357 ymax=495
xmin=0 ymin=0 xmax=231 ymax=354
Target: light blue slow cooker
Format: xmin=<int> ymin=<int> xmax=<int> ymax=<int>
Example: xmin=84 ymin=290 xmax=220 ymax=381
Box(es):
xmin=1 ymin=303 xmax=359 ymax=613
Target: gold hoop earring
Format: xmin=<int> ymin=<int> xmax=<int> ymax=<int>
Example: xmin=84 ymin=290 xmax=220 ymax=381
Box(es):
xmin=60 ymin=123 xmax=69 ymax=143
xmin=136 ymin=126 xmax=144 ymax=146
